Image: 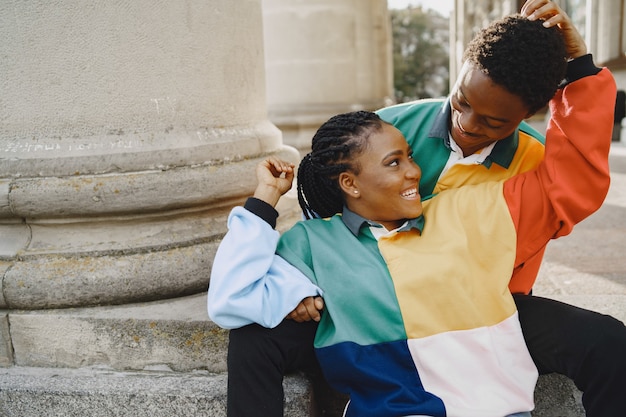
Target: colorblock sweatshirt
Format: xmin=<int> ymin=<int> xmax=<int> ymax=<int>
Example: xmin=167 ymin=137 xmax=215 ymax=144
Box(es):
xmin=208 ymin=64 xmax=615 ymax=416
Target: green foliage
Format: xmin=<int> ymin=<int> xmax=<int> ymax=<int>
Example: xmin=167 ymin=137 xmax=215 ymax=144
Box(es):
xmin=391 ymin=7 xmax=450 ymax=102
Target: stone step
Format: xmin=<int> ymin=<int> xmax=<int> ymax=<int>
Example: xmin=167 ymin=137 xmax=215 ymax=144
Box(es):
xmin=0 ymin=366 xmax=314 ymax=417
xmin=2 ymin=293 xmax=225 ymax=372
xmin=0 ymin=367 xmax=584 ymax=416
xmin=0 ymin=294 xmax=319 ymax=416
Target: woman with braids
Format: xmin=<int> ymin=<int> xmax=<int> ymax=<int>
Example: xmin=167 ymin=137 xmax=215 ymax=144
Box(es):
xmin=208 ymin=42 xmax=616 ymax=415
xmin=211 ymin=3 xmax=626 ymax=417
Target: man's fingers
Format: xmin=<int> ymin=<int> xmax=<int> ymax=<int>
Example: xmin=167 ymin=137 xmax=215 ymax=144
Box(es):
xmin=285 ymin=296 xmax=324 ymax=322
xmin=314 ymin=296 xmax=324 ymax=311
xmin=287 ymin=310 xmax=305 ymax=322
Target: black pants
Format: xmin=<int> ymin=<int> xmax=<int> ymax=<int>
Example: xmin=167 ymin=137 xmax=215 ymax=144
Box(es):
xmin=226 ymin=320 xmax=345 ymax=417
xmin=226 ymin=295 xmax=626 ymax=417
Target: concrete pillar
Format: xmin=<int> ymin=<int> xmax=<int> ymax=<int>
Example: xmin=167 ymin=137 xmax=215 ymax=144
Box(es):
xmin=0 ymin=0 xmax=298 ymax=310
xmin=262 ymin=0 xmax=393 ymax=153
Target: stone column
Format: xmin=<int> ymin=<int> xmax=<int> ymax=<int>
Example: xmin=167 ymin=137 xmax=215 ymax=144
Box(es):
xmin=0 ymin=0 xmax=297 ymax=310
xmin=262 ymin=0 xmax=393 ymax=153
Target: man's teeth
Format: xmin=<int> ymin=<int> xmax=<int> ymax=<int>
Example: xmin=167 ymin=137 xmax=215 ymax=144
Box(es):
xmin=402 ymin=189 xmax=417 ymax=197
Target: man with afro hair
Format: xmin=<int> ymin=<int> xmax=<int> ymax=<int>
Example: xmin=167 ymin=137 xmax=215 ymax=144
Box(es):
xmin=223 ymin=1 xmax=626 ymax=416
xmin=378 ymin=11 xmax=570 ymax=295
xmin=375 ymin=6 xmax=626 ymax=415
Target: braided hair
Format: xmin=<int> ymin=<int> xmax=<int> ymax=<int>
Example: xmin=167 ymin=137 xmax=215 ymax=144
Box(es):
xmin=464 ymin=14 xmax=567 ymax=114
xmin=298 ymin=110 xmax=384 ymax=219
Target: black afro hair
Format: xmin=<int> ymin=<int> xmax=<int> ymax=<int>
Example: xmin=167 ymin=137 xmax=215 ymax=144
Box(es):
xmin=463 ymin=14 xmax=568 ymax=114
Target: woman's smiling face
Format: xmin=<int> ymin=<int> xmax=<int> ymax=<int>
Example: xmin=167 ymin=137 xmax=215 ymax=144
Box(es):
xmin=341 ymin=123 xmax=423 ymax=231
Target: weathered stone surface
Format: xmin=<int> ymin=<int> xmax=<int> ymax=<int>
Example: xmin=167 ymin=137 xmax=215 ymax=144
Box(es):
xmin=533 ymin=374 xmax=584 ymax=417
xmin=3 ymin=243 xmax=218 ymax=309
xmin=0 ymin=367 xmax=314 ymax=417
xmin=0 ymin=313 xmax=13 ymax=367
xmin=0 ymin=224 xmax=30 ymax=259
xmin=0 ymin=145 xmax=300 ymax=310
xmin=0 ymin=122 xmax=281 ymax=179
xmin=0 ymin=262 xmax=10 ymax=308
xmin=6 ymin=154 xmax=285 ymax=219
xmin=0 ymin=180 xmax=16 ymax=219
xmin=0 ymin=0 xmax=299 ymax=312
xmin=8 ymin=294 xmax=226 ymax=372
xmin=0 ymin=367 xmax=587 ymax=417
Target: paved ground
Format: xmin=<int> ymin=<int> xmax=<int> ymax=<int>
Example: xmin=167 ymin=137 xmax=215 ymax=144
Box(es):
xmin=533 ymin=142 xmax=626 ymax=324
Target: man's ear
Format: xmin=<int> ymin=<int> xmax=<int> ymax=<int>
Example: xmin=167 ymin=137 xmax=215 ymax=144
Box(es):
xmin=339 ymin=171 xmax=358 ymax=197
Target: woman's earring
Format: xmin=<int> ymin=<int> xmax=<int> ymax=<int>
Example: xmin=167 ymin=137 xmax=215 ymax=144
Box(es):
xmin=353 ymin=190 xmax=359 ymax=194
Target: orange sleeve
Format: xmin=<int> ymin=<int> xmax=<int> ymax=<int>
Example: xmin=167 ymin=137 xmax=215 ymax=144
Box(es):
xmin=504 ymin=68 xmax=616 ymax=294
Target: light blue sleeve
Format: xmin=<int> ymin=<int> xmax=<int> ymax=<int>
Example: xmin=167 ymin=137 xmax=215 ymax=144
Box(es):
xmin=207 ymin=206 xmax=323 ymax=329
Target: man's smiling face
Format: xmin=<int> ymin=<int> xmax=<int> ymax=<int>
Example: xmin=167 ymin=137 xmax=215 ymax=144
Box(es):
xmin=449 ymin=61 xmax=533 ymax=157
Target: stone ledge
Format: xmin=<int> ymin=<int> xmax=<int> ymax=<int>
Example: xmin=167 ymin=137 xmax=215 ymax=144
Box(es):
xmin=3 ymin=294 xmax=226 ymax=372
xmin=0 ymin=366 xmax=313 ymax=417
xmin=0 ymin=366 xmax=584 ymax=417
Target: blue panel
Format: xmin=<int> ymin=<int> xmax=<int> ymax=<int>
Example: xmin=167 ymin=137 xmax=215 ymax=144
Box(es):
xmin=316 ymin=339 xmax=446 ymax=417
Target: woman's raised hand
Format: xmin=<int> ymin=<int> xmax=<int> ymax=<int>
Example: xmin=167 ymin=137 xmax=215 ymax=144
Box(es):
xmin=253 ymin=157 xmax=296 ymax=207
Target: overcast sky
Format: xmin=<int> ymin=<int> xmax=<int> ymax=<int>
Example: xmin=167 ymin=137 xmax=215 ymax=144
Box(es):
xmin=387 ymin=0 xmax=453 ymax=16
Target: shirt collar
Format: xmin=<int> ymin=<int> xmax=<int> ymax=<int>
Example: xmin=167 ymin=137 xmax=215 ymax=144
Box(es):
xmin=427 ymin=99 xmax=450 ymax=140
xmin=341 ymin=206 xmax=425 ymax=237
xmin=428 ymin=99 xmax=519 ymax=169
